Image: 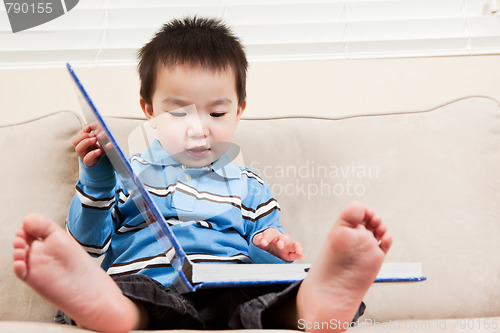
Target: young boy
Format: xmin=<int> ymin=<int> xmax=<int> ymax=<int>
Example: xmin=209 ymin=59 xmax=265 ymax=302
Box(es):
xmin=13 ymin=17 xmax=392 ymax=332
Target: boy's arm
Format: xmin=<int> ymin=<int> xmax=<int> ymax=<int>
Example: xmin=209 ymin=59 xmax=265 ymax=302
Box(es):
xmin=243 ymin=168 xmax=303 ymax=263
xmin=67 ymin=156 xmax=120 ymax=257
xmin=67 ymin=127 xmax=120 ymax=257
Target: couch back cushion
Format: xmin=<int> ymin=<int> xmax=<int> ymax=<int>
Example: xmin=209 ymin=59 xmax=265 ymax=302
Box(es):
xmin=232 ymin=97 xmax=500 ymax=321
xmin=0 ymin=111 xmax=82 ymax=322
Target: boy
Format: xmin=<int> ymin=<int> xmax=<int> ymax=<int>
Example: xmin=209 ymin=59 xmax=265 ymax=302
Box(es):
xmin=13 ymin=17 xmax=392 ymax=332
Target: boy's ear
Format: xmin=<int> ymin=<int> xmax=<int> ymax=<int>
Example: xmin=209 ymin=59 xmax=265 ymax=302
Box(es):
xmin=140 ymin=98 xmax=157 ymax=129
xmin=236 ymin=100 xmax=246 ymax=123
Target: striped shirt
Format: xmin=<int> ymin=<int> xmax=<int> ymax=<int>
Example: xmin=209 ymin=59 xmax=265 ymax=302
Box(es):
xmin=67 ymin=139 xmax=285 ymax=286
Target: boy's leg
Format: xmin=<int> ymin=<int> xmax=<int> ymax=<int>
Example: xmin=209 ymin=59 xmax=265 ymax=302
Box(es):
xmin=12 ymin=214 xmax=148 ymax=333
xmin=13 ymin=201 xmax=390 ymax=333
xmin=296 ymin=201 xmax=391 ymax=332
xmin=237 ymin=201 xmax=391 ymax=332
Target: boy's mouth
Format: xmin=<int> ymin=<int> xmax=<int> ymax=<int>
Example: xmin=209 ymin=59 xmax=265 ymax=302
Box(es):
xmin=186 ymin=146 xmax=211 ymax=158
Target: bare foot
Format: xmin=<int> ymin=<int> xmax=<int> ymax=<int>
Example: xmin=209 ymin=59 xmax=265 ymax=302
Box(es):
xmin=296 ymin=201 xmax=392 ymax=332
xmin=12 ymin=214 xmax=142 ymax=333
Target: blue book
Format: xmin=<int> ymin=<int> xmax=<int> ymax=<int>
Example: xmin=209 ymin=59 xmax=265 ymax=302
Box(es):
xmin=66 ymin=63 xmax=426 ymax=293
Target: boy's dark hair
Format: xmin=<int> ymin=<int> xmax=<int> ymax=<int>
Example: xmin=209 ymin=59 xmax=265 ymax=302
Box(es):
xmin=138 ymin=16 xmax=248 ymax=107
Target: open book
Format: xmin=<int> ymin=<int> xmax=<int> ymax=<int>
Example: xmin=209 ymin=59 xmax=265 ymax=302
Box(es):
xmin=67 ymin=63 xmax=426 ymax=293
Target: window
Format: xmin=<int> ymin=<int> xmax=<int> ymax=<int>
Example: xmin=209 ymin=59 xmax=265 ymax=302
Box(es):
xmin=1 ymin=0 xmax=499 ymax=68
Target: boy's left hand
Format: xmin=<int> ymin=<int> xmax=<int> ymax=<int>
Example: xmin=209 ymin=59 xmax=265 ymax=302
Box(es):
xmin=253 ymin=228 xmax=304 ymax=262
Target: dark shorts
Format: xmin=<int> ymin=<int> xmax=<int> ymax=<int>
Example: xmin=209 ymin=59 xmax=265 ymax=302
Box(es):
xmin=55 ymin=274 xmax=365 ymax=330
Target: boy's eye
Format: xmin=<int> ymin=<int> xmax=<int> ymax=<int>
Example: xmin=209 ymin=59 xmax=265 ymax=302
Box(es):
xmin=210 ymin=112 xmax=226 ymax=118
xmin=170 ymin=112 xmax=187 ymax=117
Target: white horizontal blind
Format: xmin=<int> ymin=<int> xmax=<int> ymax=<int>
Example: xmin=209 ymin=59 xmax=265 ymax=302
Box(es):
xmin=0 ymin=0 xmax=499 ymax=68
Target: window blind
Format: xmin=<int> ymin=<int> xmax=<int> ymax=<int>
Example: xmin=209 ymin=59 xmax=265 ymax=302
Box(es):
xmin=0 ymin=0 xmax=499 ymax=68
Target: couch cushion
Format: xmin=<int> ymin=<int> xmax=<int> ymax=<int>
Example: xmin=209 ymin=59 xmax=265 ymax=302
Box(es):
xmin=0 ymin=111 xmax=82 ymax=322
xmin=0 ymin=321 xmax=299 ymax=333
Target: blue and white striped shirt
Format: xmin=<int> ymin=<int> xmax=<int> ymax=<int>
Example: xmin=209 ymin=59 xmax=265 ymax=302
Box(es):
xmin=68 ymin=139 xmax=285 ymax=286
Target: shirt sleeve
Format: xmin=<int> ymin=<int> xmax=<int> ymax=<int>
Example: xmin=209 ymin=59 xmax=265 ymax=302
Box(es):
xmin=241 ymin=168 xmax=287 ymax=264
xmin=67 ymin=156 xmax=124 ymax=257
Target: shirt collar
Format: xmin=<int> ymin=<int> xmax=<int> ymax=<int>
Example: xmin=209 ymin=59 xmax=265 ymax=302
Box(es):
xmin=140 ymin=139 xmax=241 ymax=180
xmin=209 ymin=152 xmax=241 ymax=179
xmin=140 ymin=139 xmax=181 ymax=167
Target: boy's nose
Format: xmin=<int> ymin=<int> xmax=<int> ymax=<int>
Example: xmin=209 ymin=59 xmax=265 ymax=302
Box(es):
xmin=186 ymin=120 xmax=207 ymax=138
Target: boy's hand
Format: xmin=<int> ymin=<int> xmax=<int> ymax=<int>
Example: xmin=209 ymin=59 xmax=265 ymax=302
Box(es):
xmin=72 ymin=126 xmax=104 ymax=167
xmin=253 ymin=228 xmax=304 ymax=262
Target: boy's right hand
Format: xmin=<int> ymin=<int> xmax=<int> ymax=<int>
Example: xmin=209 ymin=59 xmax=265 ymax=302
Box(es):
xmin=72 ymin=126 xmax=104 ymax=167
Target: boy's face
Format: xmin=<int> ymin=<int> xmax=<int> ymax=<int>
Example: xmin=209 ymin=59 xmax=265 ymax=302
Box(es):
xmin=141 ymin=63 xmax=246 ymax=168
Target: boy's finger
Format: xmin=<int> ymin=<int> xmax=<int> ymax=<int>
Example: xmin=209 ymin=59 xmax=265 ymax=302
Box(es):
xmin=252 ymin=233 xmax=263 ymax=246
xmin=73 ymin=135 xmax=96 ymax=153
xmin=82 ymin=149 xmax=102 ymax=167
xmin=74 ymin=137 xmax=97 ymax=155
xmin=254 ymin=232 xmax=273 ymax=248
xmin=72 ymin=127 xmax=95 ymax=146
xmin=260 ymin=229 xmax=279 ymax=244
xmin=276 ymin=233 xmax=292 ymax=249
xmin=260 ymin=235 xmax=270 ymax=247
xmin=72 ymin=131 xmax=88 ymax=147
xmin=288 ymin=242 xmax=303 ymax=254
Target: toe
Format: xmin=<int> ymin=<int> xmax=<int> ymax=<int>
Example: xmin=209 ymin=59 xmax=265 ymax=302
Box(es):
xmin=23 ymin=214 xmax=60 ymax=240
xmin=13 ymin=264 xmax=27 ymax=280
xmin=15 ymin=227 xmax=26 ymax=238
xmin=338 ymin=201 xmax=367 ymax=228
xmin=379 ymin=233 xmax=392 ymax=253
xmin=367 ymin=213 xmax=382 ymax=229
xmin=374 ymin=223 xmax=388 ymax=241
xmin=13 ymin=248 xmax=26 ymax=261
xmin=13 ymin=234 xmax=27 ymax=250
xmin=13 ymin=258 xmax=28 ymax=280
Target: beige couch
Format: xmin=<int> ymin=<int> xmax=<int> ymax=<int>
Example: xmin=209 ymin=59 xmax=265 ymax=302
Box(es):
xmin=1 ymin=96 xmax=499 ymax=332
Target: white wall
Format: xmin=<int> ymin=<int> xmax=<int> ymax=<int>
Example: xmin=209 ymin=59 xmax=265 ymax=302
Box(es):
xmin=0 ymin=55 xmax=499 ymax=125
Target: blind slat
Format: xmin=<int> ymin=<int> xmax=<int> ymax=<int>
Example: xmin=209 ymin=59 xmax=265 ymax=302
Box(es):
xmin=1 ymin=0 xmax=499 ymax=68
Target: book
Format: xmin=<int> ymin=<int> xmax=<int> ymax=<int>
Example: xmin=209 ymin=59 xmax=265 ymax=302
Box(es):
xmin=192 ymin=262 xmax=425 ymax=288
